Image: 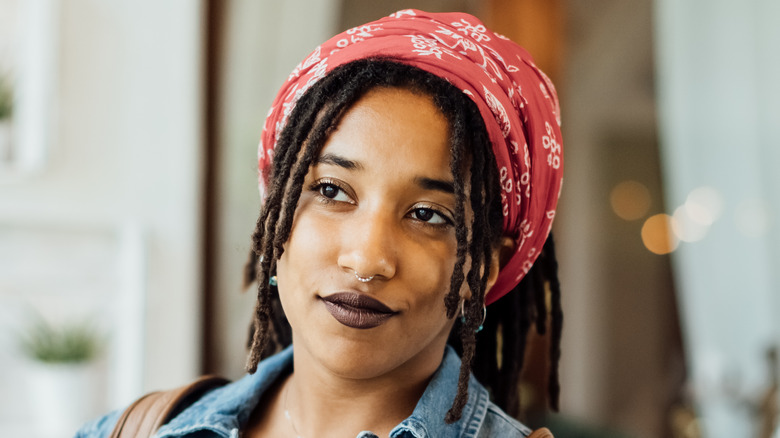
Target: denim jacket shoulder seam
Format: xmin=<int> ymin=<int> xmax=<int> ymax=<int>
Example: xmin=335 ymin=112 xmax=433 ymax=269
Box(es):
xmin=483 ymin=403 xmax=533 ymax=436
xmin=460 ymin=385 xmax=489 ymax=437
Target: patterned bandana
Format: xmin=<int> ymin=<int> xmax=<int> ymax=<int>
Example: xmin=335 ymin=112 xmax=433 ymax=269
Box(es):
xmin=258 ymin=9 xmax=563 ymax=305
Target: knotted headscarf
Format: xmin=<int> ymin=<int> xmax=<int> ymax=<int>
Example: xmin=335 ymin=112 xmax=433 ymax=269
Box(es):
xmin=258 ymin=9 xmax=563 ymax=305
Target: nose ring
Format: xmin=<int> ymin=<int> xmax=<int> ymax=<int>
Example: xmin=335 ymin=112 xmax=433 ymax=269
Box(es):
xmin=355 ymin=272 xmax=375 ymax=283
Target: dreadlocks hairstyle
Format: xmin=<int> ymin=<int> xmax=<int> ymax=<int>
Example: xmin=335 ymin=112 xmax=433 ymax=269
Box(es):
xmin=244 ymin=58 xmax=563 ymax=424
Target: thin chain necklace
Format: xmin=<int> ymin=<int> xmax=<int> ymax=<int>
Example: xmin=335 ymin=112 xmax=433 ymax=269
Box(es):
xmin=283 ymin=379 xmax=305 ymax=438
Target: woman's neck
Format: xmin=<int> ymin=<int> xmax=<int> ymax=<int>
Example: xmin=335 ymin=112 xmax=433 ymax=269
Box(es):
xmin=245 ymin=337 xmax=449 ymax=438
xmin=284 ymin=346 xmax=439 ymax=438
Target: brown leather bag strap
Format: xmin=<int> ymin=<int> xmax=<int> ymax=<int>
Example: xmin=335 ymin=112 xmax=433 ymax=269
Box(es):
xmin=108 ymin=375 xmax=230 ymax=438
xmin=527 ymin=427 xmax=554 ymax=438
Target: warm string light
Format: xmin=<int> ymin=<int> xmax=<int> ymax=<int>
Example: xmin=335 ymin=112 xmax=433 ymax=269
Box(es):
xmin=641 ymin=214 xmax=678 ymax=255
xmin=610 ymin=180 xmax=652 ymax=221
xmin=607 ymin=182 xmax=767 ymax=254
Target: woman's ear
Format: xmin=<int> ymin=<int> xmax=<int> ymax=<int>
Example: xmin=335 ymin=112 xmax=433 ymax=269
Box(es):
xmin=486 ymin=236 xmax=515 ymax=293
xmin=459 ymin=237 xmax=515 ymax=302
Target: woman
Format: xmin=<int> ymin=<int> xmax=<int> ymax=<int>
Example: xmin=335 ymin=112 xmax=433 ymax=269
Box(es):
xmin=76 ymin=9 xmax=563 ymax=438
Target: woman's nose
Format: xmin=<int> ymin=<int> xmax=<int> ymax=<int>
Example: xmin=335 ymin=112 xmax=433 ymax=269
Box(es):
xmin=337 ymin=208 xmax=398 ymax=281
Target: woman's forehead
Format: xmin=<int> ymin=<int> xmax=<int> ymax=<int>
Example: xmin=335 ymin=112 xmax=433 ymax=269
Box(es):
xmin=318 ymin=87 xmax=454 ymax=180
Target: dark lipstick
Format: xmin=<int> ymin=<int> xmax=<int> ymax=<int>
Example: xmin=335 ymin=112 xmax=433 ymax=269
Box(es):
xmin=321 ymin=292 xmax=397 ymax=329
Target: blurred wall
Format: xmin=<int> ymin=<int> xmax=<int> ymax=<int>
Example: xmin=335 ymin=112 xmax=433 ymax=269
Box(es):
xmin=551 ymin=1 xmax=683 ymax=436
xmin=0 ymin=1 xmax=204 ymax=430
xmin=656 ymin=1 xmax=780 ymax=436
xmin=339 ymin=0 xmax=480 ymax=29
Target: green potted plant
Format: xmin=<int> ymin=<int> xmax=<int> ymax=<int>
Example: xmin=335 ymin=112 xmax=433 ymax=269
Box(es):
xmin=0 ymin=74 xmax=13 ymax=161
xmin=19 ymin=315 xmax=104 ymax=436
xmin=19 ymin=316 xmax=102 ymax=364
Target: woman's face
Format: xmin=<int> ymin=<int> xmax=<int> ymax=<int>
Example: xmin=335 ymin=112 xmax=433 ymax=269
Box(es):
xmin=275 ymin=87 xmax=469 ymax=382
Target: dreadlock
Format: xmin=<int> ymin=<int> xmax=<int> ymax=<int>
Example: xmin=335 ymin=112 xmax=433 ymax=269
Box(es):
xmin=463 ymin=235 xmax=563 ymax=415
xmin=243 ymin=58 xmax=563 ymax=424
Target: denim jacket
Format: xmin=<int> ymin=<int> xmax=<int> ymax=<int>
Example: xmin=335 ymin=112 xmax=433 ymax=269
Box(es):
xmin=75 ymin=345 xmax=532 ymax=438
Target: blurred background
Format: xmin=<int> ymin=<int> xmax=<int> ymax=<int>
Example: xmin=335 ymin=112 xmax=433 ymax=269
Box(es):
xmin=0 ymin=0 xmax=778 ymax=437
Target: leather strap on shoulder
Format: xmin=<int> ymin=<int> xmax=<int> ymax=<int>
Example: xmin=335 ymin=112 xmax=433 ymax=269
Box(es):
xmin=108 ymin=375 xmax=230 ymax=438
xmin=527 ymin=427 xmax=554 ymax=438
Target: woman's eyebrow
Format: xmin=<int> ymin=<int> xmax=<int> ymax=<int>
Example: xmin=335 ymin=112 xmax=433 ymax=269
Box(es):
xmin=415 ymin=176 xmax=455 ymax=194
xmin=316 ymin=153 xmax=452 ymax=193
xmin=315 ymin=153 xmax=363 ymax=170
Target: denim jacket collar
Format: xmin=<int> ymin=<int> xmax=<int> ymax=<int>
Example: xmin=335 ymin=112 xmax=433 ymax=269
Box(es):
xmin=156 ymin=346 xmax=494 ymax=438
xmin=156 ymin=347 xmax=294 ymax=438
xmin=389 ymin=347 xmax=491 ymax=438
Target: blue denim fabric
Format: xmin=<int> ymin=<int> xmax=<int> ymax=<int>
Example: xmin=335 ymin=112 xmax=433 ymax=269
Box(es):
xmin=75 ymin=346 xmax=531 ymax=437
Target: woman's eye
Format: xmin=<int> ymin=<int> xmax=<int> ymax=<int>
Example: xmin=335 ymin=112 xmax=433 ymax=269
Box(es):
xmin=411 ymin=207 xmax=450 ymax=225
xmin=316 ymin=183 xmax=351 ymax=202
xmin=320 ymin=184 xmax=338 ymax=198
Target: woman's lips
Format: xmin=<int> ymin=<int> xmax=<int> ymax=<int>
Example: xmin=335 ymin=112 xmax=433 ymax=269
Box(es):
xmin=321 ymin=292 xmax=397 ymax=329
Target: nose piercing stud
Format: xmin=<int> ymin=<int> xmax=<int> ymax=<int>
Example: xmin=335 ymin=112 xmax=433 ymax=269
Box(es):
xmin=355 ymin=272 xmax=375 ymax=283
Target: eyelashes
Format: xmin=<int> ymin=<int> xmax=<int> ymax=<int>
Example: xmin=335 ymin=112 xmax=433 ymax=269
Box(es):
xmin=311 ymin=179 xmax=354 ymax=204
xmin=410 ymin=206 xmax=453 ymax=226
xmin=308 ymin=178 xmax=454 ymax=228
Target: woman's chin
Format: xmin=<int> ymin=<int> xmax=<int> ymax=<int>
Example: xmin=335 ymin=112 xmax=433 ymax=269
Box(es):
xmin=308 ymin=337 xmax=399 ymax=379
xmin=296 ymin=332 xmax=446 ymax=384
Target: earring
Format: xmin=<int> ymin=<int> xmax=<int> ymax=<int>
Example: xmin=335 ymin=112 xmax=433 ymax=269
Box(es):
xmin=460 ymin=300 xmax=486 ymax=333
xmin=269 ymin=276 xmax=278 ymax=287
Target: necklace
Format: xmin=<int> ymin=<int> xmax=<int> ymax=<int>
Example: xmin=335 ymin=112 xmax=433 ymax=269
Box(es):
xmin=283 ymin=379 xmax=304 ymax=438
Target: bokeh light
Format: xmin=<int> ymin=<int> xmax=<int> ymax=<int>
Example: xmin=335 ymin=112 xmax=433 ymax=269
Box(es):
xmin=641 ymin=213 xmax=679 ymax=254
xmin=610 ymin=180 xmax=652 ymax=221
xmin=672 ymin=205 xmax=709 ymax=242
xmin=685 ymin=186 xmax=724 ymax=226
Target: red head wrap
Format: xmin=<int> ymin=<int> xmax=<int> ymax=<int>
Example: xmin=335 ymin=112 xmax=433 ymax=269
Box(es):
xmin=258 ymin=9 xmax=563 ymax=305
